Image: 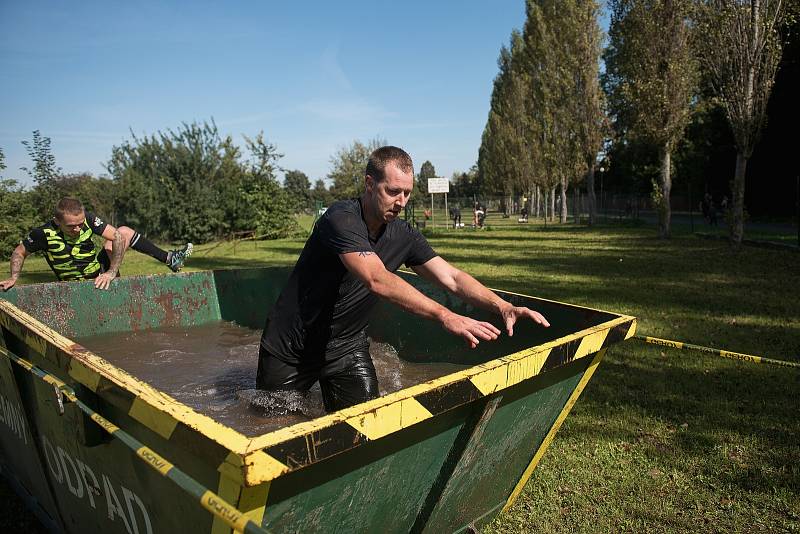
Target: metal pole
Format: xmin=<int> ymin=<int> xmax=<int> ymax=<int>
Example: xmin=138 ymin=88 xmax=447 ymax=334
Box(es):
xmin=444 ymin=193 xmax=450 ymax=232
xmin=689 ymin=182 xmax=693 ymax=233
xmin=430 ymin=193 xmax=434 ymax=229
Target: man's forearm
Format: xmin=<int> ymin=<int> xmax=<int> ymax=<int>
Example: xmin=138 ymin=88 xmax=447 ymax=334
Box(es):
xmin=9 ymin=249 xmax=25 ymax=279
xmin=107 ymin=230 xmax=125 ymax=274
xmin=448 ymin=270 xmax=509 ymax=315
xmin=368 ymin=270 xmax=451 ymax=323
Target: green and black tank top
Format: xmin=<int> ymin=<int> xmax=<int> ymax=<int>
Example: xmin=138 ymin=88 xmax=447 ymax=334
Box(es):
xmin=21 ymin=211 xmax=109 ymax=281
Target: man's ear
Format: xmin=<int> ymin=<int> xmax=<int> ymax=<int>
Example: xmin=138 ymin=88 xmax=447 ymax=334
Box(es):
xmin=365 ymin=174 xmax=375 ymax=193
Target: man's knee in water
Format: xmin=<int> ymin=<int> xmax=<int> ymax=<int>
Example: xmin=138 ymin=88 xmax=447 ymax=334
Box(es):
xmin=320 ymin=350 xmax=379 ymax=412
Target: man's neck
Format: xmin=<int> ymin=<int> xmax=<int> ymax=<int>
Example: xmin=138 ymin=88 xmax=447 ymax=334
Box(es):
xmin=360 ymin=195 xmax=385 ymax=239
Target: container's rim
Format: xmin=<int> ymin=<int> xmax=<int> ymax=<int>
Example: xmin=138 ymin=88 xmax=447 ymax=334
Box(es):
xmin=0 ymin=279 xmax=636 ymax=487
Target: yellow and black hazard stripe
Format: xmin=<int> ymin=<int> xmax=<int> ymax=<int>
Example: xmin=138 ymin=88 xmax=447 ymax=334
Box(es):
xmin=245 ymin=316 xmax=636 ymax=483
xmin=0 ymin=345 xmax=271 ymax=534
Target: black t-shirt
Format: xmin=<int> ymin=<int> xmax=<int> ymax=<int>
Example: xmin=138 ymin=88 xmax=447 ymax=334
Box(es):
xmin=22 ymin=210 xmax=108 ymax=281
xmin=261 ymin=198 xmax=437 ymax=364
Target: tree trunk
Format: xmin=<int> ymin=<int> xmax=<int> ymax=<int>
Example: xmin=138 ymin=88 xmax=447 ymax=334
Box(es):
xmin=730 ymin=151 xmax=747 ymax=245
xmin=550 ymin=185 xmax=557 ymax=221
xmin=587 ymin=164 xmax=596 ymax=226
xmin=559 ymin=176 xmax=568 ymax=223
xmin=658 ymin=147 xmax=672 ymax=238
xmin=535 ymin=185 xmax=541 ymax=217
xmin=573 ymin=184 xmax=580 ymax=224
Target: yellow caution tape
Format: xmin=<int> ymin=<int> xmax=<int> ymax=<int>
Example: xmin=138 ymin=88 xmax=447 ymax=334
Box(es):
xmin=635 ymin=335 xmax=800 ymax=369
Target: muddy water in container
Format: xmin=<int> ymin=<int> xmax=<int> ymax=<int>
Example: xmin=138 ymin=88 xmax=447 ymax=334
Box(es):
xmin=77 ymin=321 xmax=468 ymax=436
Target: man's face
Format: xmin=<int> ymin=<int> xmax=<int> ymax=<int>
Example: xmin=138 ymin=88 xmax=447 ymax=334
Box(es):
xmin=366 ymin=163 xmax=413 ymax=224
xmin=56 ymin=211 xmax=86 ymax=238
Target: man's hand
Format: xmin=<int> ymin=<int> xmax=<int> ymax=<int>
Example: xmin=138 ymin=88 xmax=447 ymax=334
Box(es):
xmin=500 ymin=304 xmax=550 ymax=336
xmin=441 ymin=311 xmax=501 ymax=349
xmin=0 ymin=277 xmax=17 ymax=292
xmin=94 ymin=272 xmax=116 ymax=290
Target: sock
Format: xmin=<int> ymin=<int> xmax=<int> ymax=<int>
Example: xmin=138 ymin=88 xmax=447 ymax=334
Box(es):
xmin=130 ymin=232 xmax=169 ymax=263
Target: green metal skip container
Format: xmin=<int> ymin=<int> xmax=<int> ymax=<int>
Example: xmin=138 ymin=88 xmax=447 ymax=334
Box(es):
xmin=0 ymin=267 xmax=635 ymax=533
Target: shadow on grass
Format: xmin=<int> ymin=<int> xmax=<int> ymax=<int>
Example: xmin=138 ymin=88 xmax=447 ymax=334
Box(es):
xmin=569 ymin=344 xmax=800 ymax=495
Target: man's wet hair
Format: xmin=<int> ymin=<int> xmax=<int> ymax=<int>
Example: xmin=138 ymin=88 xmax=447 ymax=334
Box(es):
xmin=366 ymin=146 xmax=414 ymax=182
xmin=55 ymin=197 xmax=84 ymax=221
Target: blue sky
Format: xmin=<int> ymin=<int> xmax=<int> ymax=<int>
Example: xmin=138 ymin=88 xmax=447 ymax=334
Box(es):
xmin=1 ymin=1 xmax=537 ymax=186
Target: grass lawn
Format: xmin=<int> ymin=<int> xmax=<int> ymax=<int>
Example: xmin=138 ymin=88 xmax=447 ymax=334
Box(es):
xmin=4 ymin=216 xmax=799 ymax=532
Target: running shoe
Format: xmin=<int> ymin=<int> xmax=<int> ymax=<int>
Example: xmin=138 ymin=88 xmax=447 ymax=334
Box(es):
xmin=166 ymin=243 xmax=193 ymax=272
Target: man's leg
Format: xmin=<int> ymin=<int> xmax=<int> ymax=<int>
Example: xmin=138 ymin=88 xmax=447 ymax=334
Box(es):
xmin=319 ymin=349 xmax=379 ymax=413
xmin=256 ymin=346 xmax=318 ymax=393
xmin=110 ymin=226 xmax=193 ymax=272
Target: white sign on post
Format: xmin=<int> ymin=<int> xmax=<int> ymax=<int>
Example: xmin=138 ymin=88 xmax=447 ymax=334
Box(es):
xmin=427 ymin=178 xmax=450 ymax=194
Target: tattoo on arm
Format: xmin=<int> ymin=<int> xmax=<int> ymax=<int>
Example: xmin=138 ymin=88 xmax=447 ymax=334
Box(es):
xmin=358 ymin=251 xmax=373 ymax=257
xmin=9 ymin=250 xmax=25 ymax=278
xmin=108 ymin=231 xmax=125 ymax=274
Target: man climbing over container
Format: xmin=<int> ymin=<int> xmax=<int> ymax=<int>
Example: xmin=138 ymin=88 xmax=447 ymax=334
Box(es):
xmin=0 ymin=197 xmax=192 ymax=292
xmin=258 ymin=146 xmax=550 ymax=413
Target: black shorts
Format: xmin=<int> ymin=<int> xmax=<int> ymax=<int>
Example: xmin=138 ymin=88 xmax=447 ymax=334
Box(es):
xmin=257 ymin=343 xmax=379 ymax=413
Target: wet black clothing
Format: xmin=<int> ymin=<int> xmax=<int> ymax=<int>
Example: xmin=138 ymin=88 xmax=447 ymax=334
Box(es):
xmin=22 ymin=211 xmax=108 ymax=281
xmin=257 ymin=332 xmax=378 ymax=412
xmin=258 ymin=198 xmax=437 ymax=410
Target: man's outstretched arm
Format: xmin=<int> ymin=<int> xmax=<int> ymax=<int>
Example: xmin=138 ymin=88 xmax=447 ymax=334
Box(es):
xmin=0 ymin=244 xmax=30 ymax=292
xmin=340 ymin=251 xmax=501 ymax=348
xmin=411 ymin=256 xmax=549 ymax=336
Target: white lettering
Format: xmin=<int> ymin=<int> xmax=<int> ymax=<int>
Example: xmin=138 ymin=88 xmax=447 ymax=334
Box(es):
xmin=123 ymin=486 xmax=153 ymax=534
xmin=76 ymin=458 xmax=100 ymax=509
xmin=103 ymin=473 xmax=133 ymax=534
xmin=41 ymin=435 xmax=63 ymax=483
xmin=0 ymin=393 xmax=28 ymax=444
xmin=57 ymin=446 xmax=84 ymax=498
xmin=38 ymin=434 xmax=152 ymax=533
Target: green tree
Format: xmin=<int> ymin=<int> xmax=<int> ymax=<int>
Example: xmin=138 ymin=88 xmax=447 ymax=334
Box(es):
xmin=310 ymin=179 xmax=334 ymax=207
xmin=107 ymin=120 xmax=288 ymax=243
xmin=0 ymin=178 xmax=36 ymax=260
xmin=695 ymin=0 xmax=787 ymax=245
xmin=572 ymin=0 xmax=606 ymax=225
xmin=417 ymin=160 xmax=436 ymax=196
xmin=327 ymin=137 xmax=386 ymax=200
xmin=240 ymin=133 xmax=298 ymax=239
xmin=283 ymin=170 xmax=312 ymax=212
xmin=479 ymin=30 xmax=534 ymax=202
xmin=604 ymin=0 xmax=698 ymax=237
xmin=21 ymin=130 xmax=63 ymax=218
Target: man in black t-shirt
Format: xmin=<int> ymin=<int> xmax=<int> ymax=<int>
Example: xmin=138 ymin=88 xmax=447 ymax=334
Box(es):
xmin=259 ymin=146 xmax=550 ymax=412
xmin=0 ymin=197 xmax=193 ymax=291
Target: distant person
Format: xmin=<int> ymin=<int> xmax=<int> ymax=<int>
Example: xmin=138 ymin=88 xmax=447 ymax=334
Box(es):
xmin=519 ymin=206 xmax=529 ymax=223
xmin=0 ymin=197 xmax=192 ymax=291
xmin=450 ymin=205 xmax=462 ymax=228
xmin=473 ymin=202 xmax=486 ymax=229
xmin=702 ymin=193 xmax=712 ymax=224
xmin=257 ymin=146 xmax=550 ymax=412
xmin=708 ymin=198 xmax=718 ymax=226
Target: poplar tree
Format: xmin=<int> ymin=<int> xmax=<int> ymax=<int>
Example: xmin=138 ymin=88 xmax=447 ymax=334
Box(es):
xmin=478 ymin=31 xmax=533 ymax=201
xmin=695 ymin=0 xmax=786 ymax=245
xmin=604 ymin=0 xmax=698 ymax=238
